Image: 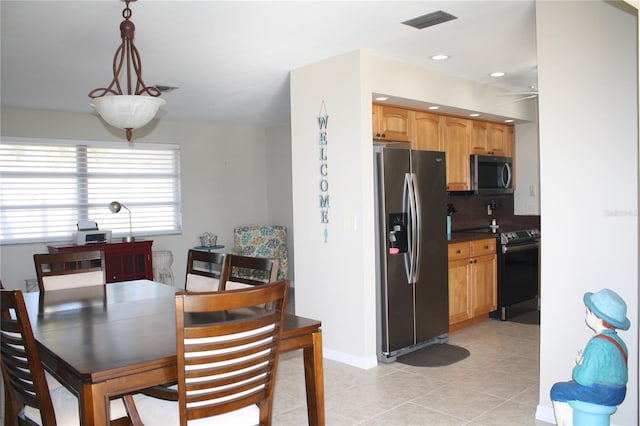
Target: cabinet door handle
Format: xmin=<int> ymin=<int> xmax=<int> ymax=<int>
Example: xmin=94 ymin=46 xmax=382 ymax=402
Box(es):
xmin=456 ymin=249 xmax=461 ymax=254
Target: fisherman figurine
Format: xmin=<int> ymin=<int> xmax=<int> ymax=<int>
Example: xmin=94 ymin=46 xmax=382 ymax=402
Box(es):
xmin=551 ymin=289 xmax=630 ymax=425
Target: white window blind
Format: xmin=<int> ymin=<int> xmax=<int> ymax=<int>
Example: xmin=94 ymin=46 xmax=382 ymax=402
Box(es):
xmin=0 ymin=138 xmax=182 ymax=244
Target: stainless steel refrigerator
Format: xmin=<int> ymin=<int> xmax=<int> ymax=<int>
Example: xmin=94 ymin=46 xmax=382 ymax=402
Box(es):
xmin=374 ymin=144 xmax=449 ymax=362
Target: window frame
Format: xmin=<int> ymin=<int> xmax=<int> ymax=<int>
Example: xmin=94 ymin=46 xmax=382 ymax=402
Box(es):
xmin=0 ymin=137 xmax=182 ymax=245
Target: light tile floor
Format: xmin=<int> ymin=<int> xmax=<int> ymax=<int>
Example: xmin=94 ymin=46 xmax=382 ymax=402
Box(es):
xmin=0 ymin=313 xmax=549 ymax=425
xmin=272 ymin=317 xmax=550 ymax=426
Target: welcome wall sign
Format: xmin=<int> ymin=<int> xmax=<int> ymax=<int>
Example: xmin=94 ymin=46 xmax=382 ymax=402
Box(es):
xmin=318 ymin=101 xmax=329 ymax=243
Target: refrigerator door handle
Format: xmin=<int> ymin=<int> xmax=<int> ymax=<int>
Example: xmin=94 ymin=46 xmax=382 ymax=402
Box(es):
xmin=402 ymin=173 xmax=413 ymax=284
xmin=405 ymin=173 xmax=419 ymax=284
xmin=411 ymin=173 xmax=421 ymax=283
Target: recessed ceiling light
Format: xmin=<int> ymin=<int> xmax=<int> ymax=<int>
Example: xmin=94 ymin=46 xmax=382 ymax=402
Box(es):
xmin=469 ymin=113 xmax=481 ymax=117
xmin=431 ymin=54 xmax=449 ymax=61
xmin=504 ymin=119 xmax=514 ymax=123
xmin=375 ymin=96 xmax=389 ymax=101
xmin=490 ymin=72 xmax=506 ymax=77
xmin=428 ymin=106 xmax=440 ymax=110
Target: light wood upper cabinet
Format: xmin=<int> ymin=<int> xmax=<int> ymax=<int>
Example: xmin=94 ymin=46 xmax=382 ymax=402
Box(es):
xmin=372 ymin=104 xmax=411 ymax=142
xmin=505 ymin=125 xmax=515 ymax=158
xmin=443 ymin=117 xmax=471 ymax=191
xmin=487 ymin=123 xmax=506 ymax=156
xmin=371 ymin=104 xmax=516 ymax=192
xmin=469 ymin=120 xmax=488 ymax=155
xmin=506 ymin=125 xmax=515 ymax=189
xmin=470 ymin=121 xmax=506 ymax=156
xmin=412 ymin=111 xmax=444 ymax=151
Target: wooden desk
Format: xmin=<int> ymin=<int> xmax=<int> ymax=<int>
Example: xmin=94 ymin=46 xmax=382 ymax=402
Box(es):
xmin=48 ymin=241 xmax=154 ymax=283
xmin=23 ymin=280 xmax=324 ymax=426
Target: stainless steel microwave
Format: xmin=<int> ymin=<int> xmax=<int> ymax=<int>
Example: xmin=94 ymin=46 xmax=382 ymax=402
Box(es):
xmin=471 ymin=155 xmax=513 ymax=195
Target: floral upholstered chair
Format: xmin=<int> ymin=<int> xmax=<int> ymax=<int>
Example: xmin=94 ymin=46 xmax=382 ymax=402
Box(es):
xmin=233 ymin=225 xmax=289 ymax=281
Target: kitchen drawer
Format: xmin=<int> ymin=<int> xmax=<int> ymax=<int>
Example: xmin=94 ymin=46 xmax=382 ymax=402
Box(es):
xmin=448 ymin=242 xmax=470 ymax=261
xmin=470 ymin=238 xmax=496 ymax=257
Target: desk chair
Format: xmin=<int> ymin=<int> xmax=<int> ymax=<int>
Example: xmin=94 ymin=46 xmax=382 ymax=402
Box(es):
xmin=184 ymin=249 xmax=230 ymax=292
xmin=1 ymin=289 xmax=141 ymax=426
xmin=221 ymin=254 xmax=279 ymax=290
xmin=33 ymin=250 xmax=106 ymax=292
xmin=134 ymin=281 xmax=289 ymax=426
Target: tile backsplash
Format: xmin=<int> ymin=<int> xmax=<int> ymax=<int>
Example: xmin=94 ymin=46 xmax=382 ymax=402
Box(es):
xmin=446 ymin=193 xmax=539 ymax=231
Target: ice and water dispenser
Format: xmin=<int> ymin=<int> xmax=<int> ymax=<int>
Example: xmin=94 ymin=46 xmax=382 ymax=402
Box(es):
xmin=388 ymin=213 xmax=408 ymax=255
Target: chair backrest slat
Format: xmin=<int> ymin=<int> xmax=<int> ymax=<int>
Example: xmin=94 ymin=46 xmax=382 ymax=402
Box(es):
xmin=33 ymin=250 xmax=106 ymax=292
xmin=1 ymin=290 xmax=57 ymax=425
xmin=184 ymin=249 xmax=230 ymax=292
xmin=175 ymin=280 xmax=289 ymax=426
xmin=220 ymin=255 xmax=279 ymax=290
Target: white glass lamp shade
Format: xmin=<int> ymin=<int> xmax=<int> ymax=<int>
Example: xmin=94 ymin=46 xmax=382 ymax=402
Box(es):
xmin=90 ymin=95 xmax=166 ymax=130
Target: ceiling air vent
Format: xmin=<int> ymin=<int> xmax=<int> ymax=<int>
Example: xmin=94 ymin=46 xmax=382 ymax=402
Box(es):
xmin=154 ymin=85 xmax=179 ymax=93
xmin=402 ymin=10 xmax=457 ymax=29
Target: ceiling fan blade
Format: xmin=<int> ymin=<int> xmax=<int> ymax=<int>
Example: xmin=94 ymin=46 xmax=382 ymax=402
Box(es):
xmin=497 ymin=91 xmax=539 ymax=96
xmin=498 ymin=94 xmax=538 ymax=105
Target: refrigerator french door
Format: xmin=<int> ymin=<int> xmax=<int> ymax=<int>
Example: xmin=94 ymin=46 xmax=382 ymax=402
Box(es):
xmin=374 ymin=145 xmax=448 ymax=362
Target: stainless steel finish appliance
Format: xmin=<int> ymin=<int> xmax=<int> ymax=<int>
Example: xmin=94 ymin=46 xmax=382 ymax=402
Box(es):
xmin=471 ymin=155 xmax=513 ymax=195
xmin=374 ymin=145 xmax=448 ymax=362
xmin=493 ymin=229 xmax=540 ymax=320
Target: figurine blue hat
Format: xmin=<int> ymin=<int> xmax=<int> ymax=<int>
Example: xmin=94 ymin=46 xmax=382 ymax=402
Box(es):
xmin=584 ymin=289 xmax=630 ymax=330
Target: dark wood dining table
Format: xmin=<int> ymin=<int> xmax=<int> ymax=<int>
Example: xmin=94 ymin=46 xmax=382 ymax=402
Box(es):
xmin=22 ymin=280 xmax=325 ymax=426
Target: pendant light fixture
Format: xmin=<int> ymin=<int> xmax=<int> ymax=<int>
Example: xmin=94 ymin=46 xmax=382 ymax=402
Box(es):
xmin=89 ymin=0 xmax=165 ymax=141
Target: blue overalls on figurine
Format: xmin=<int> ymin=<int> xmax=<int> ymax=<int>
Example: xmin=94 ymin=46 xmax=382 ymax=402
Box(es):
xmin=551 ymin=289 xmax=630 ymax=426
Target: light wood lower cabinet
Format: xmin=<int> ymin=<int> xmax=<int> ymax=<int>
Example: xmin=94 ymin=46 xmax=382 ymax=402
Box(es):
xmin=448 ymin=238 xmax=497 ymax=330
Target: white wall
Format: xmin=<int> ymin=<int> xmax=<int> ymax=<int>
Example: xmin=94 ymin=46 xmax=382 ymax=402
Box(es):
xmin=290 ymin=50 xmax=379 ymax=367
xmin=265 ymin=125 xmax=295 ymax=283
xmin=369 ymin=53 xmax=538 ymax=124
xmin=536 ymin=2 xmax=638 ymax=425
xmin=372 ymin=54 xmax=542 ymax=216
xmin=0 ymin=107 xmax=293 ymax=291
xmin=514 ymin=121 xmax=541 ymax=215
xmin=290 ymin=49 xmax=546 ymax=368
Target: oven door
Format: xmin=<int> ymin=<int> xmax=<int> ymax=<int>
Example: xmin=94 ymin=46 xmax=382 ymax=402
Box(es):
xmin=496 ymin=240 xmax=539 ymax=319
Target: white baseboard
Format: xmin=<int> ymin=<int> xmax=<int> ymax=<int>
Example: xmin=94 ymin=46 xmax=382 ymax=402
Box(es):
xmin=322 ymin=347 xmax=378 ymax=369
xmin=536 ymin=404 xmax=556 ymax=424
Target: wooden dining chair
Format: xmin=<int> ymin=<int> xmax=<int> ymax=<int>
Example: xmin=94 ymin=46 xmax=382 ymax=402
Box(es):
xmin=220 ymin=254 xmax=279 ymax=290
xmin=0 ymin=289 xmax=141 ymax=426
xmin=140 ymin=250 xmax=231 ymax=401
xmin=184 ymin=249 xmax=230 ymax=292
xmin=134 ymin=280 xmax=289 ymax=426
xmin=141 ymin=252 xmax=277 ymax=402
xmin=33 ymin=250 xmax=106 ymax=292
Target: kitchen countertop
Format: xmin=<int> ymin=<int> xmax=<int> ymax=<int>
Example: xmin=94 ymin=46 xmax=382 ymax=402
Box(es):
xmin=447 ymin=231 xmax=500 ymax=243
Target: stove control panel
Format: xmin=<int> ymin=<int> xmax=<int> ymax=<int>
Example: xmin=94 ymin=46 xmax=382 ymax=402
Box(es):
xmin=500 ymin=229 xmax=540 ymax=245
